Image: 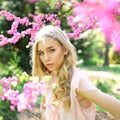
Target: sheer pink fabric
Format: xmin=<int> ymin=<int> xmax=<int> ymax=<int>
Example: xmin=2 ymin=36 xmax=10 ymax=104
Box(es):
xmin=44 ymin=67 xmax=97 ymax=120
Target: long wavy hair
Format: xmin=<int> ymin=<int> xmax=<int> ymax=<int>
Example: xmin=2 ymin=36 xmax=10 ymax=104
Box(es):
xmin=31 ymin=25 xmax=77 ymax=111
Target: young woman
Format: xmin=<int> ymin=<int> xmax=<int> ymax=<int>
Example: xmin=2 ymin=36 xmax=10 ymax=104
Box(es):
xmin=31 ymin=25 xmax=120 ymax=120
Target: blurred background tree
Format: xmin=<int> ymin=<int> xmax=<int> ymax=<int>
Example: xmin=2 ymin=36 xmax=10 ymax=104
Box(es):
xmin=72 ymin=29 xmax=105 ymax=66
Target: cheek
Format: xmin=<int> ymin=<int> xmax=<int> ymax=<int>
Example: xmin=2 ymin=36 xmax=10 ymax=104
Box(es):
xmin=55 ymin=52 xmax=65 ymax=64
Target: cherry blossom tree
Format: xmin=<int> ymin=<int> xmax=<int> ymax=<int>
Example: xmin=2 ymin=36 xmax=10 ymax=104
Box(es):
xmin=68 ymin=0 xmax=120 ymax=51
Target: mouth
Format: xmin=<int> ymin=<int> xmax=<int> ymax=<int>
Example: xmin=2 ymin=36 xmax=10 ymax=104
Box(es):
xmin=46 ymin=63 xmax=54 ymax=68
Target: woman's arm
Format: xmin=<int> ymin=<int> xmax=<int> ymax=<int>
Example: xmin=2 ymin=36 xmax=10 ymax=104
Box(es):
xmin=76 ymin=88 xmax=120 ymax=120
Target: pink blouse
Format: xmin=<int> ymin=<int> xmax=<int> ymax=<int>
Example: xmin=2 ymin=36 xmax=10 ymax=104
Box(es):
xmin=44 ymin=67 xmax=97 ymax=120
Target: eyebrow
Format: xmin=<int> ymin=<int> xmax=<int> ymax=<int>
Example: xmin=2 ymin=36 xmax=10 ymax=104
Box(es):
xmin=37 ymin=46 xmax=55 ymax=52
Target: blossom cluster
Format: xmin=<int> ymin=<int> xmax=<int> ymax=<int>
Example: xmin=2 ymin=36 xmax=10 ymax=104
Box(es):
xmin=67 ymin=0 xmax=120 ymax=51
xmin=0 ymin=76 xmax=45 ymax=112
xmin=0 ymin=10 xmax=61 ymax=47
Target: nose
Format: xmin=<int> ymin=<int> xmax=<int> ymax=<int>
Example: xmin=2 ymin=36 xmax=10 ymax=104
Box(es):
xmin=44 ymin=53 xmax=50 ymax=61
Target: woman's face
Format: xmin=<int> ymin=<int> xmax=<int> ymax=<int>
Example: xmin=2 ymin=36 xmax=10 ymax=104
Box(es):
xmin=37 ymin=39 xmax=68 ymax=73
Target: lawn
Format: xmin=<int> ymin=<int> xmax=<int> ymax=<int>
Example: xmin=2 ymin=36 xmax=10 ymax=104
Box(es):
xmin=77 ymin=64 xmax=120 ymax=75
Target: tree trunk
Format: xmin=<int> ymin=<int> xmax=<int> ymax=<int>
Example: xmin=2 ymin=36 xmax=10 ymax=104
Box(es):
xmin=103 ymin=42 xmax=110 ymax=66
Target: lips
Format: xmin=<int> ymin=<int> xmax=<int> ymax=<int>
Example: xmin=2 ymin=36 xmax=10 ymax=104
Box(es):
xmin=46 ymin=63 xmax=54 ymax=68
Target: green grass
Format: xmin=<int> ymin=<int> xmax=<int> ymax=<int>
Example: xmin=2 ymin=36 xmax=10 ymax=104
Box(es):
xmin=77 ymin=64 xmax=120 ymax=75
xmin=0 ymin=116 xmax=3 ymax=120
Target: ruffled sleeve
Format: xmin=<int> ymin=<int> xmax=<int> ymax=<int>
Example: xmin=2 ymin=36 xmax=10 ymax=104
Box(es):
xmin=70 ymin=67 xmax=96 ymax=120
xmin=71 ymin=67 xmax=97 ymax=91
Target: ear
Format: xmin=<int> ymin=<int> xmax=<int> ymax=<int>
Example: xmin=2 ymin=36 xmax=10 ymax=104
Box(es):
xmin=64 ymin=48 xmax=68 ymax=55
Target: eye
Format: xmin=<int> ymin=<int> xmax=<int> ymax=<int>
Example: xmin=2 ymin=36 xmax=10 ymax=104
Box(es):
xmin=48 ymin=49 xmax=55 ymax=53
xmin=38 ymin=51 xmax=44 ymax=56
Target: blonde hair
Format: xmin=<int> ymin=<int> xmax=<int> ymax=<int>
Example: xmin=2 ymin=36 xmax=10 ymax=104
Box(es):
xmin=31 ymin=25 xmax=77 ymax=111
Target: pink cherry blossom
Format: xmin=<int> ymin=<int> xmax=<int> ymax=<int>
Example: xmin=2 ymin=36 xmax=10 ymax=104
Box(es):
xmin=0 ymin=10 xmax=61 ymax=47
xmin=55 ymin=2 xmax=63 ymax=9
xmin=0 ymin=76 xmax=45 ymax=112
xmin=67 ymin=0 xmax=120 ymax=51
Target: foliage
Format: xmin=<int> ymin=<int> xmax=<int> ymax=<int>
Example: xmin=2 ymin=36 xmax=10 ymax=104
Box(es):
xmin=0 ymin=0 xmax=35 ymax=16
xmin=109 ymin=48 xmax=120 ymax=64
xmin=78 ymin=64 xmax=120 ymax=75
xmin=94 ymin=79 xmax=117 ymax=94
xmin=0 ymin=49 xmax=22 ymax=78
xmin=0 ymin=100 xmax=18 ymax=120
xmin=72 ymin=29 xmax=105 ymax=65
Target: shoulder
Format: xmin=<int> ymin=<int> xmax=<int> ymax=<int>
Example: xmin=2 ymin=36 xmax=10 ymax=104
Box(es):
xmin=71 ymin=67 xmax=97 ymax=91
xmin=71 ymin=67 xmax=87 ymax=86
xmin=72 ymin=67 xmax=83 ymax=75
xmin=72 ymin=67 xmax=88 ymax=81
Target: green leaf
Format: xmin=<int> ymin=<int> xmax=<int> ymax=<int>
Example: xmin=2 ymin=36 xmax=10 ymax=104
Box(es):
xmin=0 ymin=84 xmax=3 ymax=91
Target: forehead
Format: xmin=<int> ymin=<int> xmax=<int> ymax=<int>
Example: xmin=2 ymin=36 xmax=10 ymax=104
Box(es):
xmin=37 ymin=39 xmax=62 ymax=50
